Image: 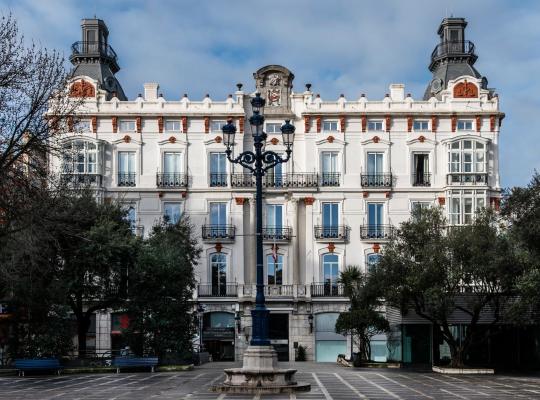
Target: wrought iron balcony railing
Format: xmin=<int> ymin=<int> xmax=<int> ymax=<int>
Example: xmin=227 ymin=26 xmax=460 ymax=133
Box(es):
xmin=361 ymin=173 xmax=393 ymax=188
xmin=320 ymin=172 xmax=340 ymax=187
xmin=209 ymin=173 xmax=228 ymax=187
xmin=61 ymin=173 xmax=103 ymax=187
xmin=230 ymin=173 xmax=253 ymax=188
xmin=447 ymin=173 xmax=488 ymax=185
xmin=230 ymin=173 xmax=320 ymax=188
xmin=201 ymin=225 xmax=236 ymax=240
xmin=412 ymin=173 xmax=431 ymax=187
xmin=156 ymin=173 xmax=189 ymax=188
xmin=197 ymin=284 xmax=237 ymax=297
xmin=431 ymin=40 xmax=476 ymax=59
xmin=360 ymin=224 xmax=395 ymax=240
xmin=314 ymin=225 xmax=350 ymax=240
xmin=71 ymin=41 xmax=118 ymax=60
xmin=262 ymin=226 xmax=292 ymax=241
xmin=117 ymin=173 xmax=136 ymax=187
xmin=311 ymin=283 xmax=345 ymax=297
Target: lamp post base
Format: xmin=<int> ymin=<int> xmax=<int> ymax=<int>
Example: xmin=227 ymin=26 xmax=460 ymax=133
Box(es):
xmin=211 ymin=345 xmax=311 ymax=394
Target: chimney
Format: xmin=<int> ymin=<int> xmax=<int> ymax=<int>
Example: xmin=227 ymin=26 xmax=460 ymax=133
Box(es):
xmin=144 ymin=83 xmax=159 ymax=100
xmin=389 ymin=84 xmax=405 ymax=101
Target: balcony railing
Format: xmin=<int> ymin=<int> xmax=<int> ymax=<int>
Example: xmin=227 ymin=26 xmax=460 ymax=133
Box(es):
xmin=361 ymin=173 xmax=393 ymax=188
xmin=61 ymin=173 xmax=103 ymax=187
xmin=431 ymin=40 xmax=476 ymax=59
xmin=412 ymin=173 xmax=431 ymax=187
xmin=360 ymin=224 xmax=395 ymax=240
xmin=230 ymin=173 xmax=320 ymax=188
xmin=118 ymin=173 xmax=136 ymax=187
xmin=264 ymin=285 xmax=294 ymax=297
xmin=156 ymin=173 xmax=189 ymax=188
xmin=311 ymin=283 xmax=344 ymax=297
xmin=202 ymin=225 xmax=235 ymax=240
xmin=197 ymin=284 xmax=237 ymax=297
xmin=210 ymin=173 xmax=228 ymax=187
xmin=314 ymin=225 xmax=349 ymax=240
xmin=262 ymin=226 xmax=292 ymax=241
xmin=320 ymin=172 xmax=340 ymax=187
xmin=71 ymin=41 xmax=118 ymax=60
xmin=447 ymin=173 xmax=488 ymax=185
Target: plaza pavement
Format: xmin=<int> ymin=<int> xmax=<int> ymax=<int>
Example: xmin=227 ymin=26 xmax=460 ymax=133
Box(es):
xmin=1 ymin=362 xmax=540 ymax=399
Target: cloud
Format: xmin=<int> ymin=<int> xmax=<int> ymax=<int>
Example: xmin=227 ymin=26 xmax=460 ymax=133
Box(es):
xmin=1 ymin=0 xmax=539 ymax=187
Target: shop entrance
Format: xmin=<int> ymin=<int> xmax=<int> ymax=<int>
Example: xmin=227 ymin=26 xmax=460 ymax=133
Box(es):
xmin=269 ymin=313 xmax=289 ymax=361
xmin=202 ymin=312 xmax=235 ymax=361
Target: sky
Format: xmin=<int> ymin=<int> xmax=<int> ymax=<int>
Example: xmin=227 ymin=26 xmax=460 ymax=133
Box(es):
xmin=1 ymin=0 xmax=539 ymax=188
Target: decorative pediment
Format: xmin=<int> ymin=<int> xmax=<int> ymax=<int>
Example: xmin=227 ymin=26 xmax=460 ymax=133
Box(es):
xmin=406 ymin=136 xmax=437 ymax=146
xmin=316 ymin=136 xmax=347 ymax=146
xmin=112 ymin=137 xmax=143 ymax=145
xmin=69 ymin=79 xmax=96 ymax=98
xmin=453 ymin=80 xmax=478 ymax=98
xmin=157 ymin=137 xmax=188 ymax=146
xmin=361 ymin=137 xmax=391 ymax=146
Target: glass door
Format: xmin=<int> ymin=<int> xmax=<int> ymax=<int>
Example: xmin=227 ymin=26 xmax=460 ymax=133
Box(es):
xmin=367 ymin=152 xmax=383 ymax=186
xmin=210 ymin=203 xmax=227 ymax=237
xmin=163 ymin=152 xmax=182 ymax=186
xmin=210 ymin=153 xmax=227 ymax=186
xmin=322 ymin=203 xmax=339 ymax=238
xmin=266 ymin=204 xmax=283 ymax=239
xmin=321 ymin=152 xmax=339 ymax=185
xmin=322 ymin=254 xmax=339 ymax=295
xmin=368 ymin=203 xmax=383 ymax=238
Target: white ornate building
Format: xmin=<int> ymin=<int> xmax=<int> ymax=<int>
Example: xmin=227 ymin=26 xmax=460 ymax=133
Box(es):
xmin=54 ymin=17 xmax=503 ymax=363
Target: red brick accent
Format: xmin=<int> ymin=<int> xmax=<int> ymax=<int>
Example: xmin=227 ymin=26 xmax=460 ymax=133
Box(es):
xmin=363 ymin=192 xmax=369 ymax=198
xmin=158 ymin=117 xmax=164 ymax=133
xmin=490 ymin=115 xmax=496 ymax=132
xmin=372 ymin=243 xmax=381 ymax=253
xmin=215 ymin=243 xmax=223 ymax=253
xmin=339 ymin=115 xmax=346 ymax=133
xmin=112 ymin=117 xmax=118 ymax=133
xmin=69 ymin=79 xmax=95 ymax=97
xmin=136 ymin=117 xmax=142 ymax=133
xmin=304 ymin=197 xmax=315 ymax=206
xmin=327 ymin=243 xmax=336 ymax=253
xmin=431 ymin=116 xmax=438 ymax=133
xmin=270 ymin=137 xmax=279 ymax=145
xmin=438 ymin=197 xmax=446 ymax=206
xmin=327 ymin=136 xmax=335 ymax=143
xmin=235 ymin=197 xmax=245 ymax=205
xmin=215 ymin=136 xmax=222 ymax=143
xmin=385 ymin=115 xmax=391 ymax=132
xmin=123 ymin=135 xmax=131 ymax=143
xmin=454 ymin=81 xmax=478 ymax=98
xmin=67 ymin=116 xmax=73 ymax=132
xmin=316 ymin=116 xmax=322 ymax=133
xmin=361 ymin=115 xmax=367 ymax=132
xmin=204 ymin=117 xmax=210 ymax=133
xmin=385 ymin=191 xmax=391 ymax=198
xmin=91 ymin=116 xmax=97 ymax=133
xmin=407 ymin=116 xmax=413 ymax=133
xmin=238 ymin=116 xmax=244 ymax=133
xmin=182 ymin=116 xmax=188 ymax=133
xmin=476 ymin=115 xmax=482 ymax=132
xmin=451 ymin=115 xmax=457 ymax=132
xmin=304 ymin=115 xmax=311 ymax=133
xmin=169 ymin=136 xmax=176 ymax=144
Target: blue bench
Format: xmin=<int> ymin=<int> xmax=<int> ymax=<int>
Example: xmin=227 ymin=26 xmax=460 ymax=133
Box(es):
xmin=112 ymin=356 xmax=158 ymax=373
xmin=14 ymin=358 xmax=62 ymax=376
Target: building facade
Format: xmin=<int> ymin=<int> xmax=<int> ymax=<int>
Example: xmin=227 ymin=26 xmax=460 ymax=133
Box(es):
xmin=54 ymin=17 xmax=503 ymax=363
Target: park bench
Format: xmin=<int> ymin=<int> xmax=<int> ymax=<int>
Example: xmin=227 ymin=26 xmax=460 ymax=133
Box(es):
xmin=112 ymin=356 xmax=159 ymax=373
xmin=14 ymin=358 xmax=62 ymax=376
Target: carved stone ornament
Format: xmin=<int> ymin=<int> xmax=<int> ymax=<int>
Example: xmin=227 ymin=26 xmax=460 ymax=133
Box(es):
xmin=267 ymin=88 xmax=281 ymax=106
xmin=69 ymin=79 xmax=95 ymax=97
xmin=123 ymin=135 xmax=131 ymax=143
xmin=327 ymin=243 xmax=336 ymax=253
xmin=168 ymin=136 xmax=176 ymax=144
xmin=304 ymin=197 xmax=315 ymax=206
xmin=215 ymin=136 xmax=222 ymax=143
xmin=235 ymin=197 xmax=245 ymax=205
xmin=372 ymin=243 xmax=381 ymax=253
xmin=372 ymin=136 xmax=380 ymax=143
xmin=453 ymin=81 xmax=478 ymax=98
xmin=270 ymin=137 xmax=279 ymax=145
xmin=327 ymin=136 xmax=335 ymax=143
xmin=268 ymin=73 xmax=282 ymax=86
xmin=215 ymin=243 xmax=223 ymax=253
xmin=253 ymin=65 xmax=294 ymax=113
xmin=418 ymin=135 xmax=426 ymax=143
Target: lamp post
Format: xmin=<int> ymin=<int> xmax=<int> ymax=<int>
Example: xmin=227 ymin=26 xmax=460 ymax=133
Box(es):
xmin=221 ymin=93 xmax=295 ymax=346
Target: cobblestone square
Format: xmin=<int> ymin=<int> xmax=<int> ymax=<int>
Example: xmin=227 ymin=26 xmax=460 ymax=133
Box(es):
xmin=1 ymin=363 xmax=540 ymax=399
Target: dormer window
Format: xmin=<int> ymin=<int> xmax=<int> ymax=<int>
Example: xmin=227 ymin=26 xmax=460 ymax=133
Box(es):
xmin=368 ymin=120 xmax=383 ymax=131
xmin=211 ymin=120 xmax=227 ymax=133
xmin=165 ymin=120 xmax=181 ymax=132
xmin=457 ymin=120 xmax=473 ymax=131
xmin=413 ymin=120 xmax=429 ymax=131
xmin=322 ymin=120 xmax=338 ymax=132
xmin=119 ymin=120 xmax=136 ymax=132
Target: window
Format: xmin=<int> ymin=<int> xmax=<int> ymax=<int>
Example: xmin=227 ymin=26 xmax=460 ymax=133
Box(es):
xmin=322 ymin=203 xmax=339 ymax=237
xmin=368 ymin=203 xmax=384 ymax=237
xmin=267 ymin=254 xmax=283 ymax=285
xmin=74 ymin=120 xmax=91 ymax=132
xmin=126 ymin=206 xmax=136 ymax=233
xmin=413 ymin=120 xmax=429 ymax=131
xmin=366 ymin=253 xmax=382 ymax=274
xmin=367 ymin=152 xmax=383 ymax=175
xmin=210 ymin=253 xmax=227 ymax=295
xmin=266 ymin=204 xmax=283 ymax=229
xmin=323 ymin=120 xmax=338 ymax=132
xmin=210 ymin=152 xmax=227 ymax=186
xmin=266 ymin=123 xmax=281 ymax=133
xmin=322 ymin=253 xmax=339 ymax=286
xmin=164 ymin=202 xmax=182 ymax=224
xmin=211 ymin=120 xmax=227 ymax=133
xmin=265 ymin=160 xmax=284 ymax=187
xmin=62 ymin=140 xmax=98 ymax=174
xmin=119 ymin=120 xmax=136 ymax=132
xmin=165 ymin=120 xmax=181 ymax=132
xmin=368 ymin=120 xmax=383 ymax=131
xmin=163 ymin=152 xmax=182 ymax=173
xmin=118 ymin=151 xmax=136 ymax=186
xmin=457 ymin=120 xmax=473 ymax=131
xmin=210 ymin=202 xmax=227 ymax=226
xmin=413 ymin=153 xmax=430 ymax=186
xmin=321 ymin=151 xmax=339 ymax=185
xmin=411 ymin=201 xmax=431 ymax=220
xmin=448 ymin=140 xmax=486 ymax=174
xmin=448 ymin=190 xmax=486 ymax=225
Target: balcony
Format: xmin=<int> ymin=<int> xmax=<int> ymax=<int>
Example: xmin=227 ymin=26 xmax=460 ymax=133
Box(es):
xmin=230 ymin=173 xmax=320 ymax=189
xmin=264 ymin=285 xmax=294 ymax=297
xmin=314 ymin=225 xmax=350 ymax=242
xmin=412 ymin=173 xmax=431 ymax=187
xmin=361 ymin=173 xmax=393 ymax=188
xmin=202 ymin=225 xmax=235 ymax=242
xmin=360 ymin=224 xmax=395 ymax=240
xmin=311 ymin=283 xmax=345 ymax=297
xmin=197 ymin=284 xmax=237 ymax=297
xmin=430 ymin=40 xmax=476 ymax=70
xmin=70 ymin=41 xmax=120 ymax=73
xmin=447 ymin=173 xmax=488 ymax=185
xmin=61 ymin=173 xmax=103 ymax=187
xmin=320 ymin=172 xmax=340 ymax=187
xmin=156 ymin=173 xmax=189 ymax=188
xmin=230 ymin=173 xmax=253 ymax=188
xmin=262 ymin=226 xmax=292 ymax=242
xmin=117 ymin=173 xmax=136 ymax=187
xmin=210 ymin=173 xmax=228 ymax=187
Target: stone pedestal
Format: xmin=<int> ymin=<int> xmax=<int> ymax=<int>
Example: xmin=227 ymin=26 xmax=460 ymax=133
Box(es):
xmin=212 ymin=345 xmax=311 ymax=394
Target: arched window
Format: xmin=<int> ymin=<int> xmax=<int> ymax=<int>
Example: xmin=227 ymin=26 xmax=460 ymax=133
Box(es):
xmin=267 ymin=254 xmax=283 ymax=285
xmin=62 ymin=140 xmax=98 ymax=174
xmin=448 ymin=139 xmax=486 ymax=174
xmin=210 ymin=253 xmax=227 ymax=296
xmin=366 ymin=253 xmax=382 ymax=274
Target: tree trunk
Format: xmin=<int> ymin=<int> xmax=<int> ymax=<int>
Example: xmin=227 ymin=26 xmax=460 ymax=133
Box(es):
xmin=76 ymin=315 xmax=90 ymax=358
xmin=449 ymin=345 xmax=465 ymax=368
